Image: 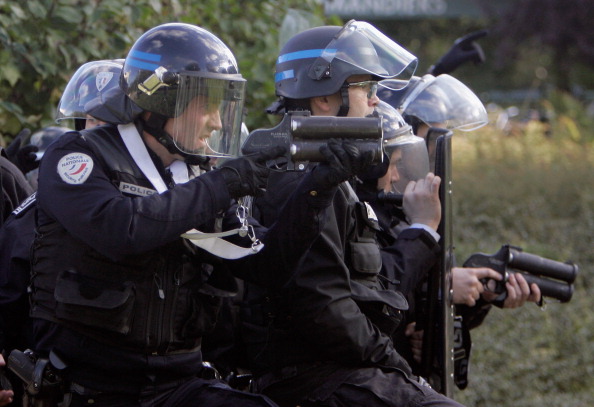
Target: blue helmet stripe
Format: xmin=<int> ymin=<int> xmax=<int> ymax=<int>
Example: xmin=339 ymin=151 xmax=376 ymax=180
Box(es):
xmin=127 ymin=58 xmax=161 ymax=71
xmin=277 ymin=48 xmax=336 ymax=64
xmin=130 ymin=50 xmax=162 ymax=62
xmin=275 ymin=70 xmax=294 ymax=83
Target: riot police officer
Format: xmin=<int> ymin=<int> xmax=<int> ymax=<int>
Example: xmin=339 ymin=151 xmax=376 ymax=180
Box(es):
xmin=0 ymin=145 xmax=33 ymax=226
xmin=28 ymin=23 xmax=370 ymax=407
xmin=0 ymin=59 xmax=135 ymax=366
xmin=379 ymin=73 xmax=541 ymax=389
xmin=240 ymin=21 xmax=465 ymax=407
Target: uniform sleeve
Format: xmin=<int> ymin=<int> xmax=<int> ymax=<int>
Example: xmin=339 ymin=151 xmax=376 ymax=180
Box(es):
xmin=380 ymin=227 xmax=441 ymax=296
xmin=1 ymin=156 xmax=34 ymax=225
xmin=36 ymin=132 xmax=231 ymax=260
xmin=223 ymin=172 xmax=337 ymax=287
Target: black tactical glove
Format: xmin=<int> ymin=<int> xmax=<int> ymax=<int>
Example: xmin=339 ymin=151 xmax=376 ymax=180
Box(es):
xmin=312 ymin=139 xmax=374 ymax=189
xmin=13 ymin=144 xmax=40 ymax=174
xmin=429 ymin=30 xmax=488 ymax=76
xmin=219 ymin=146 xmax=286 ymax=198
xmin=5 ymin=128 xmax=30 ymax=159
xmin=5 ymin=128 xmax=39 ymax=174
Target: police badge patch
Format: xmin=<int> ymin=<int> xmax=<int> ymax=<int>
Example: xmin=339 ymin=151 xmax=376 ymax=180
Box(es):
xmin=57 ymin=153 xmax=94 ymax=185
xmin=96 ymin=71 xmax=114 ymax=92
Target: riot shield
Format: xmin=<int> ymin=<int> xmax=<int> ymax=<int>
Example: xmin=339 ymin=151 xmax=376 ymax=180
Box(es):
xmin=419 ymin=127 xmax=455 ymax=396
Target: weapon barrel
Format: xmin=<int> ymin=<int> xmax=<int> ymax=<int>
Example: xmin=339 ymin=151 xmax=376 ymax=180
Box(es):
xmin=519 ymin=272 xmax=574 ymax=303
xmin=508 ymin=248 xmax=578 ymax=283
xmin=290 ymin=140 xmax=383 ymax=163
xmin=291 ymin=116 xmax=382 ymax=139
xmin=377 ymin=192 xmax=403 ymax=206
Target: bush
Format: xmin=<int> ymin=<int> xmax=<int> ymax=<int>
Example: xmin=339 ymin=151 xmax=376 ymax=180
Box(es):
xmin=451 ymin=119 xmax=594 ymax=405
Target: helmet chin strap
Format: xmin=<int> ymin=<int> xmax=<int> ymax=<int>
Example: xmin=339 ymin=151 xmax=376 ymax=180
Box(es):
xmin=337 ymin=85 xmax=350 ymax=117
xmin=142 ymin=113 xmax=210 ymax=166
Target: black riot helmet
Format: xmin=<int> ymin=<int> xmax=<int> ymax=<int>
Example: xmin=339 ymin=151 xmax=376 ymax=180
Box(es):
xmin=358 ymin=101 xmax=416 ymax=183
xmin=121 ymin=22 xmax=247 ymax=159
xmin=270 ymin=20 xmax=417 ymax=116
xmin=56 ymin=59 xmax=141 ymax=131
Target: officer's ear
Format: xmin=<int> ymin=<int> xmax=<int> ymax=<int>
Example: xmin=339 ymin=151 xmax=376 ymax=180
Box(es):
xmin=310 ymin=94 xmax=339 ymax=116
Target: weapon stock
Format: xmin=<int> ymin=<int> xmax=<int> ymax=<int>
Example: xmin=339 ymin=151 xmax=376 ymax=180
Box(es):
xmin=241 ymin=111 xmax=384 ymax=170
xmin=463 ymin=244 xmax=578 ymax=304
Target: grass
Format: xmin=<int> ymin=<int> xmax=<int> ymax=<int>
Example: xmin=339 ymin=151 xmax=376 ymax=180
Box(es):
xmin=449 ymin=118 xmax=594 ymax=406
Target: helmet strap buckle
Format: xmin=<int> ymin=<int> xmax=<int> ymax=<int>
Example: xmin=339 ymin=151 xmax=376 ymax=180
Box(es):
xmin=140 ymin=115 xmax=209 ymax=166
xmin=337 ymin=84 xmax=350 ymax=117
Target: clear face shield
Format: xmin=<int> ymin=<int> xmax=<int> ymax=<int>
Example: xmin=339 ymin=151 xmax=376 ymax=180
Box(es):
xmin=376 ymin=100 xmax=413 ymax=140
xmin=170 ymin=73 xmax=246 ymax=158
xmin=402 ymin=74 xmax=488 ymax=132
xmin=311 ymin=20 xmax=418 ymax=91
xmin=381 ymin=135 xmax=430 ymax=194
xmin=402 ymin=74 xmax=488 ymax=172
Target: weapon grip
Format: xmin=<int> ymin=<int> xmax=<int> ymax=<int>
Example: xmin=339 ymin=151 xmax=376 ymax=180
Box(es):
xmin=520 ymin=273 xmax=574 ymax=303
xmin=462 ymin=253 xmax=507 ymax=295
xmin=7 ymin=349 xmax=35 ymax=385
xmin=508 ymin=248 xmax=578 ymax=283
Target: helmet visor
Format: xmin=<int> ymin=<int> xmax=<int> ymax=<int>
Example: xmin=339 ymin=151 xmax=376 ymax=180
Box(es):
xmin=376 ymin=100 xmax=414 ymax=141
xmin=383 ymin=135 xmax=430 ymax=194
xmin=403 ymin=74 xmax=488 ymax=131
xmin=312 ymin=20 xmax=417 ymax=90
xmin=171 ymin=73 xmax=246 ymax=158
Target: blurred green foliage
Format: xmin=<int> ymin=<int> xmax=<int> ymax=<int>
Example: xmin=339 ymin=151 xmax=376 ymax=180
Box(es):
xmin=2 ymin=0 xmax=594 ymax=147
xmin=451 ymin=117 xmax=594 ymax=405
xmin=0 ymin=0 xmax=332 ymax=144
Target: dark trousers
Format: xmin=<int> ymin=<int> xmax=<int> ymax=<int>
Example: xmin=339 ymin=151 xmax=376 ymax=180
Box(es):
xmin=69 ymin=377 xmax=278 ymax=407
xmin=255 ymin=365 xmax=465 ymax=407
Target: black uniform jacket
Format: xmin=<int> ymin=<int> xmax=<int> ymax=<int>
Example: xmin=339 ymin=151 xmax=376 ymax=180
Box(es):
xmin=29 ymin=124 xmax=336 ymax=393
xmin=0 ymin=148 xmax=34 ymax=226
xmin=243 ymin=169 xmax=439 ymax=390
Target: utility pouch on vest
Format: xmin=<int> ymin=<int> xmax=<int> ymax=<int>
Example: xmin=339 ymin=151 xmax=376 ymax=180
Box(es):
xmin=349 ymin=240 xmax=382 ymax=275
xmin=351 ymin=280 xmax=408 ymax=336
xmin=349 ymin=201 xmax=382 ymax=276
xmin=54 ymin=270 xmax=135 ymax=335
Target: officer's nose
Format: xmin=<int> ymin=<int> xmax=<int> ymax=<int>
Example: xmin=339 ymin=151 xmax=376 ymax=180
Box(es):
xmin=390 ymin=166 xmax=401 ymax=183
xmin=208 ymin=109 xmax=222 ymax=131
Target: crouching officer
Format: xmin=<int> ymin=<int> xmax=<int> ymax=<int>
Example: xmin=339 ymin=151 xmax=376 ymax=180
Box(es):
xmin=27 ymin=23 xmax=372 ymax=407
xmin=0 ymin=58 xmax=139 ymax=406
xmin=240 ymin=21 xmax=465 ymax=407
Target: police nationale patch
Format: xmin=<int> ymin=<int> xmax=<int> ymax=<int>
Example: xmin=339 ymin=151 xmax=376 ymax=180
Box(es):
xmin=57 ymin=153 xmax=94 ymax=185
xmin=119 ymin=182 xmax=156 ymax=197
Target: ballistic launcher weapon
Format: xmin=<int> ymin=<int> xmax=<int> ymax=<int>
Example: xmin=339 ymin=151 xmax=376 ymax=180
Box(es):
xmin=463 ymin=244 xmax=578 ymax=304
xmin=241 ymin=111 xmax=384 ymax=170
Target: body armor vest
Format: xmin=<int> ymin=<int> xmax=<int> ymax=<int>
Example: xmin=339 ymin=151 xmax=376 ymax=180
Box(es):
xmin=242 ymin=179 xmax=408 ymax=374
xmin=30 ymin=126 xmax=223 ymax=354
